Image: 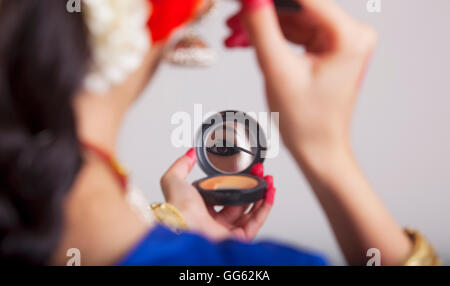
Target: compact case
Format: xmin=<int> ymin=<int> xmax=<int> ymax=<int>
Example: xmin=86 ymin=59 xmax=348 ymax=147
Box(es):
xmin=193 ymin=111 xmax=268 ymax=205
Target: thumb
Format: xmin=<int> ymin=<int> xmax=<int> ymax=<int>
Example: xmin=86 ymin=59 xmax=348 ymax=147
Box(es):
xmin=163 ymin=148 xmax=197 ymax=180
xmin=240 ymin=0 xmax=293 ymax=77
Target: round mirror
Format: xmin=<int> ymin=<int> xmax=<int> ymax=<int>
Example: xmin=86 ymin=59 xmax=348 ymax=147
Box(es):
xmin=196 ymin=111 xmax=266 ymax=176
xmin=204 ymin=121 xmax=257 ymax=173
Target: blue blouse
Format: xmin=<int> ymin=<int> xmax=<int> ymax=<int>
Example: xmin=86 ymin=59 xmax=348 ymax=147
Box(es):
xmin=118 ymin=225 xmax=327 ymax=266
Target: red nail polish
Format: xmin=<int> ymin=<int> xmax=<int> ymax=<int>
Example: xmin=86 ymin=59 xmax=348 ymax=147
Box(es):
xmin=226 ymin=13 xmax=243 ymax=29
xmin=264 ymin=175 xmax=274 ymax=189
xmin=241 ymin=0 xmax=274 ymax=12
xmin=265 ymin=187 xmax=276 ymax=206
xmin=250 ymin=163 xmax=264 ymax=178
xmin=225 ymin=31 xmax=250 ymax=48
xmin=185 ymin=148 xmax=197 ymax=163
xmin=225 ymin=35 xmax=237 ymax=47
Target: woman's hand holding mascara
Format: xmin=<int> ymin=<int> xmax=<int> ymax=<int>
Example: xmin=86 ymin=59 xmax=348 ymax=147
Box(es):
xmin=226 ymin=0 xmax=376 ymax=164
xmin=226 ymin=0 xmax=413 ymax=265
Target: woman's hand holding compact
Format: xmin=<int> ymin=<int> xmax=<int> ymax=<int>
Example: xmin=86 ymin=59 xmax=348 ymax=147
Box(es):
xmin=160 ymin=148 xmax=276 ymax=241
xmin=205 ymin=162 xmax=276 ymax=241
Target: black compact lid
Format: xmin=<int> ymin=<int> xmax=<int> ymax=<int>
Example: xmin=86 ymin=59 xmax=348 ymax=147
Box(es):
xmin=195 ymin=110 xmax=267 ymax=176
xmin=193 ymin=174 xmax=267 ymax=206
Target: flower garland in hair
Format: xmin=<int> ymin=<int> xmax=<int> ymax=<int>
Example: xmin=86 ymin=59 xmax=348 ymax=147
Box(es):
xmin=82 ymin=0 xmax=152 ymax=93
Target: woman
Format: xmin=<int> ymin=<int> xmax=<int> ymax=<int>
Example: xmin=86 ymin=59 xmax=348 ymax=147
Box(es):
xmin=0 ymin=0 xmax=439 ymax=265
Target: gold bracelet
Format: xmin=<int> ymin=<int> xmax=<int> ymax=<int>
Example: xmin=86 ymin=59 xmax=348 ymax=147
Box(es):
xmin=402 ymin=228 xmax=441 ymax=266
xmin=150 ymin=203 xmax=188 ymax=232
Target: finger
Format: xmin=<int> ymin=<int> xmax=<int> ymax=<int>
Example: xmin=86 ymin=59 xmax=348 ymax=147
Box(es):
xmin=245 ymin=200 xmax=264 ymax=217
xmin=276 ymin=10 xmax=316 ymax=45
xmin=264 ymin=175 xmax=273 ymax=189
xmin=243 ymin=205 xmax=271 ymax=239
xmin=215 ymin=205 xmax=250 ymax=224
xmin=162 ymin=148 xmax=196 ymax=180
xmin=233 ymin=178 xmax=272 ymax=226
xmin=225 ymin=12 xmax=251 ymax=48
xmin=207 ymin=205 xmax=218 ymax=218
xmin=225 ymin=31 xmax=251 ymax=48
xmin=250 ymin=163 xmax=264 ymax=178
xmin=294 ymin=0 xmax=351 ymax=33
xmin=264 ymin=186 xmax=276 ymax=206
xmin=240 ymin=189 xmax=276 ymax=239
xmin=231 ymin=172 xmax=272 ymax=227
xmin=240 ymin=0 xmax=294 ymax=76
xmin=226 ymin=12 xmax=243 ymax=30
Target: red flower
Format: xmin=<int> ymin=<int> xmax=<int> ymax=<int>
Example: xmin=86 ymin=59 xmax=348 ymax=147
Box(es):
xmin=148 ymin=0 xmax=201 ymax=42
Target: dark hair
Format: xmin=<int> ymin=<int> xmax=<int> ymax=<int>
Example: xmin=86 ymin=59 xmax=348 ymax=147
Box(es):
xmin=0 ymin=0 xmax=90 ymax=264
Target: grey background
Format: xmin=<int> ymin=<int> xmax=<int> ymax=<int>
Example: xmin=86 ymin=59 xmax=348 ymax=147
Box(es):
xmin=118 ymin=0 xmax=450 ymax=265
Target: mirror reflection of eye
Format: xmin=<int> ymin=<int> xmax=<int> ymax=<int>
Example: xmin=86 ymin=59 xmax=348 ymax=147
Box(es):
xmin=206 ymin=141 xmax=241 ymax=157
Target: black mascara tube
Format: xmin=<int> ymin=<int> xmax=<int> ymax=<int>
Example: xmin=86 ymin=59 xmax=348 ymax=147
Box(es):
xmin=274 ymin=0 xmax=302 ymax=11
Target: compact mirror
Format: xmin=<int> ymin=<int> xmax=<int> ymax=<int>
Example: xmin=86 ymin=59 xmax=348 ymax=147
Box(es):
xmin=204 ymin=121 xmax=256 ymax=173
xmin=193 ymin=111 xmax=267 ymax=205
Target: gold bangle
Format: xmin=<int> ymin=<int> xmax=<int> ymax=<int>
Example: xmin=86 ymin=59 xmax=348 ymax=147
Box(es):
xmin=402 ymin=228 xmax=441 ymax=266
xmin=150 ymin=203 xmax=188 ymax=232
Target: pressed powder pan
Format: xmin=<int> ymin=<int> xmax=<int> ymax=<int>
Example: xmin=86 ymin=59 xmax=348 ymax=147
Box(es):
xmin=193 ymin=111 xmax=268 ymax=205
xmin=194 ymin=174 xmax=267 ymax=205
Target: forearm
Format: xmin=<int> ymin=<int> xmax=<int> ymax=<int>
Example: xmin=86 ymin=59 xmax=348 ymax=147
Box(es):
xmin=293 ymin=142 xmax=412 ymax=265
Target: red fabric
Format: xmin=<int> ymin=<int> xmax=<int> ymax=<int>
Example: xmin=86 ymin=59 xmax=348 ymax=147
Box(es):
xmin=148 ymin=0 xmax=201 ymax=42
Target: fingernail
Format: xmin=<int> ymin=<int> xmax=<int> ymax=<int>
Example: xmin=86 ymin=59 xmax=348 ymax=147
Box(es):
xmin=226 ymin=13 xmax=243 ymax=30
xmin=185 ymin=148 xmax=197 ymax=164
xmin=241 ymin=0 xmax=274 ymax=12
xmin=264 ymin=175 xmax=273 ymax=189
xmin=265 ymin=187 xmax=276 ymax=206
xmin=225 ymin=31 xmax=250 ymax=48
xmin=250 ymin=163 xmax=264 ymax=178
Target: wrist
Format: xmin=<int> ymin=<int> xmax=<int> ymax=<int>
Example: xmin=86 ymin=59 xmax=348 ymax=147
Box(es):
xmin=291 ymin=138 xmax=355 ymax=184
